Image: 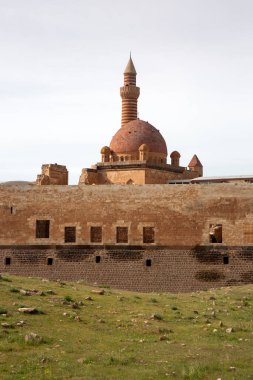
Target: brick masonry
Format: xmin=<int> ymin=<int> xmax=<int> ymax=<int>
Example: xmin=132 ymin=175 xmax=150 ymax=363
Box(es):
xmin=0 ymin=183 xmax=253 ymax=292
xmin=0 ymin=245 xmax=252 ymax=292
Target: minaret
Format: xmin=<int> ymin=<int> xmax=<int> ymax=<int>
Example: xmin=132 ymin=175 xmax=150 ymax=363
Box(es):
xmin=120 ymin=55 xmax=140 ymax=128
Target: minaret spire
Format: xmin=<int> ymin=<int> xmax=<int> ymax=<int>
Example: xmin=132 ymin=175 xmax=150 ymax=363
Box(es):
xmin=120 ymin=55 xmax=140 ymax=127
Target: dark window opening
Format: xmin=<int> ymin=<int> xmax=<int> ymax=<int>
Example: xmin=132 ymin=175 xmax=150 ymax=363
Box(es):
xmin=143 ymin=227 xmax=155 ymax=243
xmin=95 ymin=256 xmax=101 ymax=263
xmin=36 ymin=220 xmax=50 ymax=238
xmin=10 ymin=206 xmax=16 ymax=215
xmin=116 ymin=227 xmax=128 ymax=243
xmin=47 ymin=257 xmax=54 ymax=265
xmin=223 ymin=256 xmax=229 ymax=265
xmin=209 ymin=224 xmax=222 ymax=243
xmin=146 ymin=259 xmax=152 ymax=267
xmin=90 ymin=226 xmax=102 ymax=243
xmin=5 ymin=257 xmax=11 ymax=266
xmin=64 ymin=226 xmax=76 ymax=243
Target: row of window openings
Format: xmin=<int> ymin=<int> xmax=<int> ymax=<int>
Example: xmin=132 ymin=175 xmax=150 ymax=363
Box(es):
xmin=4 ymin=256 xmax=230 ymax=266
xmin=10 ymin=218 xmax=224 ymax=244
xmin=37 ymin=221 xmax=224 ymax=244
xmin=4 ymin=257 xmax=153 ymax=267
xmin=36 ymin=221 xmax=155 ymax=244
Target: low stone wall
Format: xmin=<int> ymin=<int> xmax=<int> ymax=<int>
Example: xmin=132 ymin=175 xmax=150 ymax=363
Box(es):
xmin=0 ymin=245 xmax=252 ymax=292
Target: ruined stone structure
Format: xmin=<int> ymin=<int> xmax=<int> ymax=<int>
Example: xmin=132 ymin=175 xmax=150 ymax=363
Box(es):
xmin=36 ymin=164 xmax=68 ymax=185
xmin=0 ymin=56 xmax=252 ymax=292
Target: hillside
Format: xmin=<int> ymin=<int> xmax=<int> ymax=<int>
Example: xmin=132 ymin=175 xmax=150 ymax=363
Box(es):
xmin=0 ymin=274 xmax=252 ymax=380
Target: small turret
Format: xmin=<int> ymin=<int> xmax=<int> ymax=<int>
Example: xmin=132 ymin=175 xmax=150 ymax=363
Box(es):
xmin=170 ymin=151 xmax=181 ymax=167
xmin=100 ymin=146 xmax=111 ymax=163
xmin=188 ymin=154 xmax=203 ymax=177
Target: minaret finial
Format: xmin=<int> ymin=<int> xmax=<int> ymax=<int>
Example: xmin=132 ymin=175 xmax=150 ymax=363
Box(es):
xmin=124 ymin=54 xmax=137 ymax=75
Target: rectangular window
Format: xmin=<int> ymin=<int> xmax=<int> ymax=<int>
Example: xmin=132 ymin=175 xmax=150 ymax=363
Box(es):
xmin=95 ymin=255 xmax=101 ymax=263
xmin=10 ymin=206 xmax=16 ymax=215
xmin=90 ymin=226 xmax=102 ymax=243
xmin=47 ymin=258 xmax=54 ymax=265
xmin=116 ymin=227 xmax=128 ymax=243
xmin=143 ymin=227 xmax=155 ymax=243
xmin=146 ymin=259 xmax=152 ymax=267
xmin=36 ymin=220 xmax=50 ymax=238
xmin=5 ymin=257 xmax=11 ymax=266
xmin=64 ymin=226 xmax=76 ymax=243
xmin=209 ymin=224 xmax=222 ymax=243
xmin=223 ymin=256 xmax=229 ymax=265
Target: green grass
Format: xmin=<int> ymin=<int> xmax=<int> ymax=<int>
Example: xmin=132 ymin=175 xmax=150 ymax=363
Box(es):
xmin=0 ymin=274 xmax=253 ymax=380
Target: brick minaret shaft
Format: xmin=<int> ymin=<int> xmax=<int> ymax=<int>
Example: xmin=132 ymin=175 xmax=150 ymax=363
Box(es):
xmin=120 ymin=55 xmax=140 ymax=128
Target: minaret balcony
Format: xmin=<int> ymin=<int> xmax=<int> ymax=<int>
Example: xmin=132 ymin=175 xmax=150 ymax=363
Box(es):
xmin=120 ymin=85 xmax=140 ymax=99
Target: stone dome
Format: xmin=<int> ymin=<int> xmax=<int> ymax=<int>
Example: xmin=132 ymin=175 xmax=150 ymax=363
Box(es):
xmin=170 ymin=150 xmax=181 ymax=158
xmin=109 ymin=119 xmax=167 ymax=155
xmin=100 ymin=146 xmax=111 ymax=154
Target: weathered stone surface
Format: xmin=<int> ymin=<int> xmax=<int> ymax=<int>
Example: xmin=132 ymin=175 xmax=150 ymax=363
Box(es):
xmin=0 ymin=184 xmax=252 ymax=292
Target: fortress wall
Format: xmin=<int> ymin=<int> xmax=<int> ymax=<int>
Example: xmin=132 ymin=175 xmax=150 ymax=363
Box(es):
xmin=0 ymin=245 xmax=252 ymax=292
xmin=144 ymin=168 xmax=197 ymax=184
xmin=0 ymin=183 xmax=252 ymax=292
xmin=0 ymin=183 xmax=253 ymax=246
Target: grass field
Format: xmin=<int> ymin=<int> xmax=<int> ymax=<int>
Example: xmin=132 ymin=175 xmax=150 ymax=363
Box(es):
xmin=0 ymin=274 xmax=252 ymax=380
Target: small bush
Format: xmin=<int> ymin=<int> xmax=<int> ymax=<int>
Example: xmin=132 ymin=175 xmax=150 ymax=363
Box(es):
xmin=153 ymin=313 xmax=163 ymax=321
xmin=35 ymin=309 xmax=45 ymax=315
xmin=64 ymin=295 xmax=73 ymax=303
xmin=106 ymin=356 xmax=136 ymax=366
xmin=10 ymin=288 xmax=19 ymax=293
xmin=83 ymin=357 xmax=95 ymax=364
xmin=0 ymin=277 xmax=12 ymax=282
xmin=0 ymin=307 xmax=8 ymax=314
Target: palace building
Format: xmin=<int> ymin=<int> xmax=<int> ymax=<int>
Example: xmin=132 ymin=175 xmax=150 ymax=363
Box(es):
xmin=0 ymin=57 xmax=252 ymax=292
xmin=37 ymin=56 xmax=203 ymax=186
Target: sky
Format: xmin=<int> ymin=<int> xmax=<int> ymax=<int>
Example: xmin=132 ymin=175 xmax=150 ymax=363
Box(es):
xmin=0 ymin=0 xmax=253 ymax=184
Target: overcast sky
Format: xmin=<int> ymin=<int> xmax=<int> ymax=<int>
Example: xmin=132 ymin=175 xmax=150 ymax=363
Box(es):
xmin=0 ymin=0 xmax=253 ymax=184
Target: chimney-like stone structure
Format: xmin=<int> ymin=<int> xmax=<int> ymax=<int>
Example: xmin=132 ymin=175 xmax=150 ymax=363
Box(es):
xmin=188 ymin=155 xmax=203 ymax=177
xmin=120 ymin=55 xmax=140 ymax=127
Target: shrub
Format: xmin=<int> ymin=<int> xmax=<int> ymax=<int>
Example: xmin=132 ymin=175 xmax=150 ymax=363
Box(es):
xmin=10 ymin=287 xmax=19 ymax=293
xmin=64 ymin=295 xmax=73 ymax=303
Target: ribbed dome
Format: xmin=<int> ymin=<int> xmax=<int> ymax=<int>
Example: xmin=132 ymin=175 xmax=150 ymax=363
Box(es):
xmin=110 ymin=119 xmax=167 ymax=155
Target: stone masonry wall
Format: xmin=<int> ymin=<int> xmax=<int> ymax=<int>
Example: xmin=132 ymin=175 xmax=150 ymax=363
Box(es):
xmin=1 ymin=183 xmax=253 ymax=246
xmin=0 ymin=245 xmax=252 ymax=292
xmin=0 ymin=183 xmax=253 ymax=292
